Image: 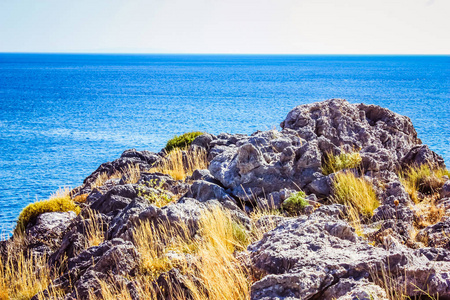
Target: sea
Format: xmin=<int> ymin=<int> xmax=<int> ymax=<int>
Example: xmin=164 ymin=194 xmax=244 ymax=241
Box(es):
xmin=0 ymin=54 xmax=449 ymax=232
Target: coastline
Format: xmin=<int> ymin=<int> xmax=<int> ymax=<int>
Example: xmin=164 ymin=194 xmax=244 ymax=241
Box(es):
xmin=1 ymin=99 xmax=450 ymax=299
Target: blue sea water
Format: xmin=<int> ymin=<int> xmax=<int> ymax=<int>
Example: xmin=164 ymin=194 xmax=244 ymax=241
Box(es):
xmin=0 ymin=54 xmax=449 ymax=230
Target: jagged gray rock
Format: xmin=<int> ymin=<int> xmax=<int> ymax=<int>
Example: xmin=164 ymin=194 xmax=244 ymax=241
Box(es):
xmin=249 ymin=208 xmax=450 ymax=299
xmin=416 ymin=218 xmax=450 ymax=249
xmin=441 ymin=179 xmax=450 ymax=199
xmin=50 ymin=238 xmax=140 ymax=299
xmin=73 ymin=149 xmax=161 ymax=195
xmin=25 ymin=211 xmax=77 ymax=255
xmin=401 ymin=144 xmax=446 ymax=169
xmin=321 ymin=278 xmax=388 ymax=300
xmin=208 ymin=99 xmax=443 ymax=204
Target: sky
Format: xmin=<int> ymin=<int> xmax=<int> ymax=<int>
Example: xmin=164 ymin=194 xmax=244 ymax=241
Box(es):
xmin=0 ymin=0 xmax=449 ymax=54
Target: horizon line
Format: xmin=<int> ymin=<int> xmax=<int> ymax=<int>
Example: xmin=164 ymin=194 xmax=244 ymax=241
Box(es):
xmin=1 ymin=52 xmax=449 ymax=56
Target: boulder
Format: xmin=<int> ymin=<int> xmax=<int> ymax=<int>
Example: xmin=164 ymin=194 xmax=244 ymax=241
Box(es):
xmin=321 ymin=278 xmax=388 ymax=300
xmin=441 ymin=180 xmax=450 ymax=199
xmin=50 ymin=238 xmax=139 ymax=298
xmin=25 ymin=211 xmax=77 ymax=255
xmin=401 ymin=144 xmax=446 ymax=169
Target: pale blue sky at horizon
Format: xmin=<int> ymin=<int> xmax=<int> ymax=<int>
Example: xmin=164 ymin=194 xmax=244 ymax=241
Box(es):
xmin=0 ymin=0 xmax=449 ymax=54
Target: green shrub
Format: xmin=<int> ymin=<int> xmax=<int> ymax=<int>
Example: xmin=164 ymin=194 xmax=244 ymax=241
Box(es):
xmin=282 ymin=191 xmax=308 ymax=214
xmin=231 ymin=221 xmax=249 ymax=250
xmin=165 ymin=131 xmax=204 ymax=152
xmin=322 ymin=150 xmax=362 ymax=175
xmin=16 ymin=194 xmax=81 ymax=232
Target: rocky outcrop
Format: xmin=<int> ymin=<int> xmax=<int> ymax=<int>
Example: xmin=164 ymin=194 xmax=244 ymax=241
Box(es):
xmin=207 ymin=99 xmax=443 ymax=204
xmin=73 ymin=149 xmax=162 ymax=196
xmin=4 ymin=99 xmax=449 ymax=300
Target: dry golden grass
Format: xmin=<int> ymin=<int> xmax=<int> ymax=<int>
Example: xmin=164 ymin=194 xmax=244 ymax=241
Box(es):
xmin=91 ymin=164 xmax=141 ymax=190
xmin=132 ymin=221 xmax=177 ymax=279
xmin=89 ymin=278 xmax=139 ymax=300
xmin=150 ymin=148 xmax=208 ymax=181
xmin=332 ymin=171 xmax=379 ymax=218
xmin=91 ymin=171 xmax=120 ymax=190
xmin=248 ymin=206 xmax=282 ymax=243
xmin=123 ymin=164 xmax=141 ymax=184
xmin=412 ymin=197 xmax=444 ymax=229
xmin=0 ymin=250 xmax=63 ymax=300
xmin=0 ymin=216 xmax=67 ymax=300
xmin=369 ymin=262 xmax=439 ymax=300
xmin=93 ymin=207 xmax=251 ymax=300
xmin=345 ymin=202 xmax=364 ymax=237
xmin=322 ymin=150 xmax=362 ymax=175
xmin=83 ymin=208 xmax=107 ymax=248
xmin=400 ymin=164 xmax=449 ymax=204
xmin=73 ymin=193 xmax=88 ymax=203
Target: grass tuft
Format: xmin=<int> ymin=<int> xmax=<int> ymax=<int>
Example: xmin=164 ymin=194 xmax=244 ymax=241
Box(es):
xmin=16 ymin=188 xmax=81 ymax=232
xmin=91 ymin=164 xmax=141 ymax=190
xmin=0 ymin=239 xmax=65 ymax=300
xmin=332 ymin=171 xmax=379 ymax=218
xmin=83 ymin=208 xmax=107 ymax=248
xmin=399 ymin=164 xmax=449 ymax=203
xmin=322 ymin=150 xmax=362 ymax=175
xmin=122 ymin=207 xmax=250 ymax=300
xmin=165 ymin=131 xmax=204 ymax=152
xmin=150 ymin=148 xmax=208 ymax=181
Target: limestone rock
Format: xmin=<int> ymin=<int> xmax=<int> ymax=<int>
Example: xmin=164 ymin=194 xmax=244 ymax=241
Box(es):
xmin=249 ymin=209 xmax=450 ymax=299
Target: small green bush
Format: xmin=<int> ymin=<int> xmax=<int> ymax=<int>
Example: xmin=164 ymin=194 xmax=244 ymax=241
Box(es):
xmin=16 ymin=195 xmax=81 ymax=232
xmin=282 ymin=191 xmax=308 ymax=214
xmin=322 ymin=150 xmax=362 ymax=175
xmin=165 ymin=131 xmax=204 ymax=152
xmin=231 ymin=221 xmax=249 ymax=250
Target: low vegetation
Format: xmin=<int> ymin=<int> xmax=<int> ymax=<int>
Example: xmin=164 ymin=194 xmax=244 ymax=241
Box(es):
xmin=413 ymin=199 xmax=444 ymax=229
xmin=91 ymin=207 xmax=251 ymax=300
xmin=0 ymin=232 xmax=64 ymax=300
xmin=332 ymin=171 xmax=379 ymax=218
xmin=16 ymin=188 xmax=81 ymax=232
xmin=322 ymin=150 xmax=362 ymax=175
xmin=83 ymin=208 xmax=107 ymax=248
xmin=281 ymin=191 xmax=308 ymax=215
xmin=91 ymin=164 xmax=141 ymax=190
xmin=165 ymin=131 xmax=204 ymax=152
xmin=150 ymin=148 xmax=208 ymax=181
xmin=399 ymin=164 xmax=449 ymax=203
xmin=136 ymin=179 xmax=174 ymax=208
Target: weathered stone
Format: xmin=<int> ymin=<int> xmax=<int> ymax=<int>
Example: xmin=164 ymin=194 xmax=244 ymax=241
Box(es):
xmin=50 ymin=238 xmax=139 ymax=299
xmin=89 ymin=184 xmax=137 ymax=215
xmin=401 ymin=144 xmax=446 ymax=169
xmin=72 ymin=149 xmax=161 ymax=196
xmin=249 ymin=210 xmax=450 ymax=299
xmin=441 ymin=180 xmax=450 ymax=199
xmin=416 ymin=219 xmax=450 ymax=249
xmin=321 ymin=278 xmax=388 ymax=300
xmin=25 ymin=211 xmax=77 ymax=254
xmin=191 ymin=133 xmax=216 ymax=151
